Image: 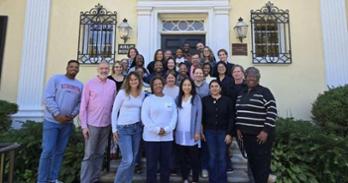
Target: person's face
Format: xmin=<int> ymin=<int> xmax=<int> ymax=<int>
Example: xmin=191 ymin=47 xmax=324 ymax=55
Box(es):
xmin=191 ymin=55 xmax=200 ymax=66
xmin=98 ymin=63 xmax=110 ymax=79
xmin=154 ymin=62 xmax=163 ymax=73
xmin=129 ymin=49 xmax=137 ymax=59
xmin=196 ymin=43 xmax=204 ymax=51
xmin=166 ymin=74 xmax=176 ymax=86
xmin=167 ymin=59 xmax=175 ymax=70
xmin=156 ymin=51 xmax=164 ymax=61
xmin=135 ymin=68 xmax=144 ymax=78
xmin=203 ymin=65 xmax=211 ymax=76
xmin=232 ymin=67 xmax=244 ymax=81
xmin=217 ymin=64 xmax=226 ymax=75
xmin=153 ymin=79 xmax=164 ymax=95
xmin=218 ymin=51 xmax=227 ymax=62
xmin=113 ymin=63 xmax=123 ymax=74
xmin=121 ymin=60 xmax=128 ymax=69
xmin=203 ymin=48 xmax=211 ymax=57
xmin=129 ymin=74 xmax=140 ymax=89
xmin=164 ymin=50 xmax=173 ymax=59
xmin=210 ymin=82 xmax=221 ymax=96
xmin=246 ymin=75 xmax=259 ymax=89
xmin=193 ymin=69 xmax=204 ymax=82
xmin=182 ymin=80 xmax=192 ymax=95
xmin=135 ymin=55 xmax=144 ymax=66
xmin=183 ymin=43 xmax=190 ymax=52
xmin=66 ymin=62 xmax=79 ymax=78
xmin=179 ymin=65 xmax=188 ymax=76
xmin=176 ymin=49 xmax=183 ymax=58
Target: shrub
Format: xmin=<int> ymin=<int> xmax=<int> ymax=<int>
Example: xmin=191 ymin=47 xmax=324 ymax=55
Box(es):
xmin=0 ymin=121 xmax=84 ymax=183
xmin=0 ymin=100 xmax=18 ymax=132
xmin=272 ymin=118 xmax=348 ymax=183
xmin=311 ymin=85 xmax=348 ymax=137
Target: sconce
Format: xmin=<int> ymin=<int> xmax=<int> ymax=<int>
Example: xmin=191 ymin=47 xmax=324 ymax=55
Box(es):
xmin=118 ymin=18 xmax=132 ymax=43
xmin=233 ymin=17 xmax=248 ymax=43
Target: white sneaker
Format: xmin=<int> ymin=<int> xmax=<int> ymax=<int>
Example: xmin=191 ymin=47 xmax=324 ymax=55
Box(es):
xmin=183 ymin=179 xmax=189 ymax=183
xmin=201 ymin=169 xmax=208 ymax=178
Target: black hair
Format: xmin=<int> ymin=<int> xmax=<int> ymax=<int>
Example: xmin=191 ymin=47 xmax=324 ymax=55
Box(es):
xmin=209 ymin=79 xmax=222 ymax=88
xmin=217 ymin=48 xmax=228 ymax=56
xmin=216 ymin=61 xmax=228 ymax=76
xmin=177 ymin=77 xmax=196 ymax=108
xmin=153 ymin=49 xmax=164 ymax=62
xmin=67 ymin=59 xmax=79 ymax=66
xmin=127 ymin=47 xmax=139 ymax=58
xmin=150 ymin=76 xmax=165 ymax=94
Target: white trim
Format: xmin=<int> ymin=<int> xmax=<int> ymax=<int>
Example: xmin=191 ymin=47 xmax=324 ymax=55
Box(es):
xmin=137 ymin=0 xmax=230 ymax=65
xmin=12 ymin=0 xmax=51 ymax=124
xmin=320 ymin=0 xmax=348 ymax=87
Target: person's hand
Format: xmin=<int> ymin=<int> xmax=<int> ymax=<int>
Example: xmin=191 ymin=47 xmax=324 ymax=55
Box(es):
xmin=159 ymin=128 xmax=165 ymax=136
xmin=225 ymin=134 xmax=232 ymax=144
xmin=257 ymin=131 xmax=268 ymax=144
xmin=54 ymin=114 xmax=70 ymax=123
xmin=82 ymin=128 xmax=89 ymax=140
xmin=201 ymin=133 xmax=206 ymax=142
xmin=113 ymin=132 xmax=119 ymax=142
xmin=237 ymin=129 xmax=243 ymax=141
xmin=194 ymin=133 xmax=200 ymax=141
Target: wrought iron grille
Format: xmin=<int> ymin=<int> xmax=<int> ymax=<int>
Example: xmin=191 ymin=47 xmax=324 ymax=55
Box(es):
xmin=251 ymin=1 xmax=292 ymax=64
xmin=77 ymin=4 xmax=117 ymax=64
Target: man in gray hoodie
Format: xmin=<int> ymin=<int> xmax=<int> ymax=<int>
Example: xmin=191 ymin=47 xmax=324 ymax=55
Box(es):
xmin=37 ymin=60 xmax=83 ymax=183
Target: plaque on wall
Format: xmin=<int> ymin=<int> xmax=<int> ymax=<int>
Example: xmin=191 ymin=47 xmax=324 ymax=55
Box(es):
xmin=118 ymin=44 xmax=136 ymax=54
xmin=232 ymin=43 xmax=248 ymax=56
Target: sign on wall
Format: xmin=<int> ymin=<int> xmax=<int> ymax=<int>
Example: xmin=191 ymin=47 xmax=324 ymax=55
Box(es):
xmin=118 ymin=44 xmax=136 ymax=54
xmin=232 ymin=43 xmax=248 ymax=56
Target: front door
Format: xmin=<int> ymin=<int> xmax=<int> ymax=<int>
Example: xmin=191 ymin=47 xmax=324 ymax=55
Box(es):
xmin=161 ymin=34 xmax=205 ymax=54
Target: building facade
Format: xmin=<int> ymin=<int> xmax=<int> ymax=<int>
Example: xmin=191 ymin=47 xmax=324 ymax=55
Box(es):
xmin=0 ymin=0 xmax=347 ymax=123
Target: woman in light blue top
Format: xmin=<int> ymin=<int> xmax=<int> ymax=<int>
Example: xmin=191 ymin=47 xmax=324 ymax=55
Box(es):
xmin=112 ymin=72 xmax=145 ymax=183
xmin=175 ymin=77 xmax=202 ymax=183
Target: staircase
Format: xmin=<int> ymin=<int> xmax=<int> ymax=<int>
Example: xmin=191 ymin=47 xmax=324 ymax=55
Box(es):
xmin=99 ymin=140 xmax=250 ymax=183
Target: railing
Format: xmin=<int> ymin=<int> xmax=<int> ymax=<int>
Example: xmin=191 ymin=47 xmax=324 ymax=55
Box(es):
xmin=0 ymin=143 xmax=21 ymax=183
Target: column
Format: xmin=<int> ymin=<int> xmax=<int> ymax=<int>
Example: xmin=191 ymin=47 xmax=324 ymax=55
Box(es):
xmin=136 ymin=7 xmax=153 ymax=66
xmin=12 ymin=0 xmax=51 ymax=123
xmin=212 ymin=6 xmax=231 ymax=58
xmin=320 ymin=0 xmax=348 ymax=87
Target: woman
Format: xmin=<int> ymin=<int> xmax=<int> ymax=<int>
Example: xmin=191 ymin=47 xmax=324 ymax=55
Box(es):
xmin=147 ymin=49 xmax=165 ymax=74
xmin=201 ymin=46 xmax=216 ymax=66
xmin=216 ymin=62 xmax=235 ymax=99
xmin=213 ymin=49 xmax=234 ymax=77
xmin=166 ymin=57 xmax=178 ymax=74
xmin=129 ymin=54 xmax=148 ymax=75
xmin=108 ymin=61 xmax=125 ymax=92
xmin=176 ymin=62 xmax=189 ymax=86
xmin=175 ymin=48 xmax=186 ymax=65
xmin=175 ymin=78 xmax=202 ymax=183
xmin=163 ymin=71 xmax=179 ymax=100
xmin=141 ymin=76 xmax=177 ymax=183
xmin=235 ymin=67 xmax=277 ymax=183
xmin=127 ymin=47 xmax=139 ymax=69
xmin=232 ymin=64 xmax=246 ymax=95
xmin=203 ymin=62 xmax=216 ymax=84
xmin=202 ymin=80 xmax=234 ymax=183
xmin=111 ymin=72 xmax=145 ymax=183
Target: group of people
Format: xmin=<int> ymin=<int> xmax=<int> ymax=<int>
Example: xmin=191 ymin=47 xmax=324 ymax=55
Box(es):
xmin=37 ymin=42 xmax=278 ymax=183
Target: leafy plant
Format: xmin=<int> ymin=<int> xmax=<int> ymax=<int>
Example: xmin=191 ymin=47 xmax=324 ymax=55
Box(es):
xmin=272 ymin=118 xmax=348 ymax=183
xmin=0 ymin=100 xmax=18 ymax=132
xmin=311 ymin=85 xmax=348 ymax=137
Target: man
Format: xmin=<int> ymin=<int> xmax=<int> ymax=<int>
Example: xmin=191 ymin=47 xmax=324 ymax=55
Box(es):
xmin=196 ymin=42 xmax=205 ymax=58
xmin=213 ymin=49 xmax=234 ymax=77
xmin=189 ymin=53 xmax=201 ymax=79
xmin=235 ymin=67 xmax=277 ymax=183
xmin=38 ymin=60 xmax=83 ymax=183
xmin=79 ymin=61 xmax=116 ymax=183
xmin=182 ymin=42 xmax=192 ymax=61
xmin=145 ymin=60 xmax=164 ymax=83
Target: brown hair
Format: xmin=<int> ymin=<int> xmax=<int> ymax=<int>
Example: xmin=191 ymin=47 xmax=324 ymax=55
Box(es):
xmin=122 ymin=71 xmax=143 ymax=95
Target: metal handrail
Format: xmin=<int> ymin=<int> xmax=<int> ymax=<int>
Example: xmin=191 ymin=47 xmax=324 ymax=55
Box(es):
xmin=0 ymin=143 xmax=21 ymax=183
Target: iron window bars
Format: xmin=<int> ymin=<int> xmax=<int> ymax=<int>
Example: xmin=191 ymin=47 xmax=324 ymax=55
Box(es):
xmin=251 ymin=1 xmax=292 ymax=64
xmin=77 ymin=4 xmax=117 ymax=64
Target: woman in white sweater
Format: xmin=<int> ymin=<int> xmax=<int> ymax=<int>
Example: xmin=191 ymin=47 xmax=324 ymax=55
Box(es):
xmin=141 ymin=76 xmax=177 ymax=183
xmin=111 ymin=72 xmax=145 ymax=183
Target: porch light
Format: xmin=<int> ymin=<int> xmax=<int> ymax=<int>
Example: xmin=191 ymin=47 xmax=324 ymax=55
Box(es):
xmin=118 ymin=18 xmax=132 ymax=43
xmin=233 ymin=17 xmax=248 ymax=43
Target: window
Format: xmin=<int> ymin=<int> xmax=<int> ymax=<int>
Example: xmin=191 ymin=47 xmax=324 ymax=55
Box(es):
xmin=251 ymin=2 xmax=292 ymax=64
xmin=0 ymin=16 xmax=8 ymax=79
xmin=77 ymin=4 xmax=117 ymax=64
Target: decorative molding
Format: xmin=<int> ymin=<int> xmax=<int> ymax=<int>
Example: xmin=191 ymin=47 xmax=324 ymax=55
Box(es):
xmin=12 ymin=0 xmax=51 ymax=123
xmin=320 ymin=0 xmax=348 ymax=87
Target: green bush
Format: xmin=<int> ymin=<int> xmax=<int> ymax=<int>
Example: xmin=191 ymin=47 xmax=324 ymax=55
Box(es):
xmin=0 ymin=121 xmax=84 ymax=183
xmin=0 ymin=100 xmax=18 ymax=132
xmin=311 ymin=85 xmax=348 ymax=137
xmin=272 ymin=118 xmax=348 ymax=183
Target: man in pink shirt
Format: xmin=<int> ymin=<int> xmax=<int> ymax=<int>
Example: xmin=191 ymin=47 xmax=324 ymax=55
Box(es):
xmin=79 ymin=61 xmax=116 ymax=183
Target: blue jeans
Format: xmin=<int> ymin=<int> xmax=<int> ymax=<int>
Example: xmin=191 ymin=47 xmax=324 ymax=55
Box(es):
xmin=114 ymin=122 xmax=142 ymax=183
xmin=37 ymin=120 xmax=73 ymax=183
xmin=205 ymin=129 xmax=227 ymax=183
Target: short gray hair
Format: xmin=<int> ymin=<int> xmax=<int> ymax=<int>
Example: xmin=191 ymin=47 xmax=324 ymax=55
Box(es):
xmin=245 ymin=67 xmax=261 ymax=81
